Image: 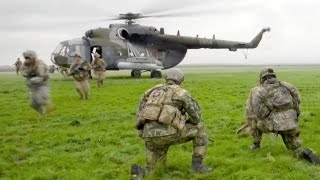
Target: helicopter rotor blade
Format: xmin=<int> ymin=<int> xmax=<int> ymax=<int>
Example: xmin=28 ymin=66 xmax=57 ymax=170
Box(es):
xmin=140 ymin=9 xmax=225 ymax=19
xmin=140 ymin=0 xmax=214 ymax=15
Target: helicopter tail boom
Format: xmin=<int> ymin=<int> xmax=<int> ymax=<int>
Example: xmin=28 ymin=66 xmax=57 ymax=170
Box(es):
xmin=156 ymin=28 xmax=270 ymax=51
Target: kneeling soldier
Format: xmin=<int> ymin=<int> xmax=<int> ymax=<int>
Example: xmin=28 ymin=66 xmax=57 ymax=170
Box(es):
xmin=248 ymin=68 xmax=320 ymax=164
xmin=132 ymin=68 xmax=212 ymax=179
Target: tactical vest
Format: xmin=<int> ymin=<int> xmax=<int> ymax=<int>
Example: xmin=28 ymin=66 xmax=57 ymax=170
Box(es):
xmin=139 ymin=85 xmax=186 ymax=131
xmin=262 ymin=81 xmax=298 ymax=131
xmin=71 ymin=62 xmax=89 ymax=81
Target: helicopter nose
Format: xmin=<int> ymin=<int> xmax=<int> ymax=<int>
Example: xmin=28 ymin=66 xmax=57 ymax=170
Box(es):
xmin=51 ymin=54 xmax=69 ymax=66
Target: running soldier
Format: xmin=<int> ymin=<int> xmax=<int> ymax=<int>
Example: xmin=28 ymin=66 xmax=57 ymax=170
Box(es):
xmin=13 ymin=58 xmax=22 ymax=75
xmin=68 ymin=52 xmax=91 ymax=100
xmin=91 ymin=53 xmax=107 ymax=87
xmin=21 ymin=50 xmax=52 ymax=116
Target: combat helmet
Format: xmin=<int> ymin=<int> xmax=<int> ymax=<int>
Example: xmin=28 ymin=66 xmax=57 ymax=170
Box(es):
xmin=73 ymin=52 xmax=82 ymax=58
xmin=22 ymin=50 xmax=37 ymax=60
xmin=165 ymin=68 xmax=184 ymax=83
xmin=260 ymin=68 xmax=276 ymax=83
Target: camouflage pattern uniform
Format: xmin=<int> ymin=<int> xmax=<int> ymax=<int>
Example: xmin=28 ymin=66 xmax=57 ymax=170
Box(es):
xmin=91 ymin=53 xmax=107 ymax=87
xmin=248 ymin=68 xmax=320 ymax=164
xmin=135 ymin=68 xmax=212 ymax=175
xmin=14 ymin=58 xmax=22 ymax=75
xmin=49 ymin=65 xmax=55 ymax=73
xmin=68 ymin=53 xmax=91 ymax=100
xmin=21 ymin=50 xmax=51 ymax=116
xmin=59 ymin=66 xmax=68 ymax=76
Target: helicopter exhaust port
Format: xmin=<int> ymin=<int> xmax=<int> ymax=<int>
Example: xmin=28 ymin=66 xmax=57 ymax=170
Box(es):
xmin=118 ymin=28 xmax=130 ymax=39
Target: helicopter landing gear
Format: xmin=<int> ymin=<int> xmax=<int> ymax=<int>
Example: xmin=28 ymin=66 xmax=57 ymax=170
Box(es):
xmin=131 ymin=70 xmax=141 ymax=78
xmin=151 ymin=70 xmax=162 ymax=78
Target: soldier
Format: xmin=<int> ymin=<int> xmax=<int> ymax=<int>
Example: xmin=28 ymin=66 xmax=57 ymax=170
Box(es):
xmin=20 ymin=50 xmax=52 ymax=116
xmin=132 ymin=68 xmax=212 ymax=179
xmin=13 ymin=58 xmax=22 ymax=75
xmin=91 ymin=53 xmax=107 ymax=87
xmin=68 ymin=52 xmax=91 ymax=100
xmin=248 ymin=68 xmax=320 ymax=164
xmin=48 ymin=65 xmax=55 ymax=73
xmin=59 ymin=66 xmax=68 ymax=76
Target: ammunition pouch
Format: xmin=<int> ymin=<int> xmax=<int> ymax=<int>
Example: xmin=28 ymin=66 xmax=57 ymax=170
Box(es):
xmin=159 ymin=104 xmax=186 ymax=131
xmin=139 ymin=104 xmax=162 ymax=124
xmin=138 ymin=85 xmax=186 ymax=131
xmin=73 ymin=73 xmax=86 ymax=81
xmin=158 ymin=104 xmax=176 ymax=124
xmin=138 ymin=104 xmax=186 ymax=131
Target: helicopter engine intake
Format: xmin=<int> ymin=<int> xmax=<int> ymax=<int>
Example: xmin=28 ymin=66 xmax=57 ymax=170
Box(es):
xmin=118 ymin=28 xmax=130 ymax=39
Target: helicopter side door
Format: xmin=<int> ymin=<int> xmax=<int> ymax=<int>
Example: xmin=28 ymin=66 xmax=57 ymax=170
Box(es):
xmin=101 ymin=46 xmax=125 ymax=70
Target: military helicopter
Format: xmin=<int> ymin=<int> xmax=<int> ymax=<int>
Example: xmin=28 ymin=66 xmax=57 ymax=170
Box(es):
xmin=51 ymin=12 xmax=270 ymax=78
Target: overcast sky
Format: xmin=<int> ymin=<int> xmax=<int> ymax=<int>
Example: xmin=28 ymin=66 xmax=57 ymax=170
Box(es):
xmin=0 ymin=0 xmax=319 ymax=66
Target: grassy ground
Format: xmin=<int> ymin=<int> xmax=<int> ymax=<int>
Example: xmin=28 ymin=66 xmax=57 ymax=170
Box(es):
xmin=0 ymin=66 xmax=320 ymax=180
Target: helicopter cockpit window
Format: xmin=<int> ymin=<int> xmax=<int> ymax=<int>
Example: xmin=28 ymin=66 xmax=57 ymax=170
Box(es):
xmin=53 ymin=44 xmax=63 ymax=54
xmin=68 ymin=45 xmax=85 ymax=57
xmin=53 ymin=43 xmax=70 ymax=56
xmin=68 ymin=45 xmax=76 ymax=56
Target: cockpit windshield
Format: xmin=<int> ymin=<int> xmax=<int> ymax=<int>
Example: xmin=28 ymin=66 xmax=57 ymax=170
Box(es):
xmin=53 ymin=40 xmax=86 ymax=58
xmin=53 ymin=43 xmax=70 ymax=56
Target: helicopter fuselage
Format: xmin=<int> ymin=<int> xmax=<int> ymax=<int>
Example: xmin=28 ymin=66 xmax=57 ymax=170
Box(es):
xmin=51 ymin=23 xmax=187 ymax=71
xmin=51 ymin=22 xmax=269 ymax=77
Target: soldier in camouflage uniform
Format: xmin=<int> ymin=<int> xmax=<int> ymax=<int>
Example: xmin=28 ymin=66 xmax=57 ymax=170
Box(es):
xmin=248 ymin=68 xmax=320 ymax=164
xmin=48 ymin=65 xmax=55 ymax=73
xmin=131 ymin=68 xmax=212 ymax=179
xmin=59 ymin=66 xmax=68 ymax=76
xmin=91 ymin=53 xmax=107 ymax=87
xmin=14 ymin=58 xmax=22 ymax=75
xmin=68 ymin=52 xmax=91 ymax=100
xmin=21 ymin=50 xmax=52 ymax=116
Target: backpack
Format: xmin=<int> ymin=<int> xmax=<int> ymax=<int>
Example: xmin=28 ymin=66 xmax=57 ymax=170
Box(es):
xmin=264 ymin=82 xmax=293 ymax=110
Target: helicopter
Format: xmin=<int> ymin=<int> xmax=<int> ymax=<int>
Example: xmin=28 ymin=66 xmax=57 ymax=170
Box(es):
xmin=51 ymin=12 xmax=270 ymax=78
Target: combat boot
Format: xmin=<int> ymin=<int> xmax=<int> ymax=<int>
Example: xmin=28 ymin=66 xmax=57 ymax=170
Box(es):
xmin=130 ymin=164 xmax=145 ymax=180
xmin=250 ymin=142 xmax=260 ymax=151
xmin=302 ymin=148 xmax=320 ymax=165
xmin=191 ymin=156 xmax=213 ymax=173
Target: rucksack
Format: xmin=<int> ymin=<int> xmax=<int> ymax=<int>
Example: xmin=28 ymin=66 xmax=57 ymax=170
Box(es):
xmin=264 ymin=82 xmax=293 ymax=110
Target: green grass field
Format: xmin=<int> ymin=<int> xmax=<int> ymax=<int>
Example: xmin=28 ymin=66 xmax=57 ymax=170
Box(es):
xmin=1 ymin=66 xmax=320 ymax=180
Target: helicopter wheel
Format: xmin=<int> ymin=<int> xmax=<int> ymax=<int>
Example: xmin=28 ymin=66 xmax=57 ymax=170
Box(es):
xmin=151 ymin=70 xmax=162 ymax=78
xmin=131 ymin=70 xmax=141 ymax=78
